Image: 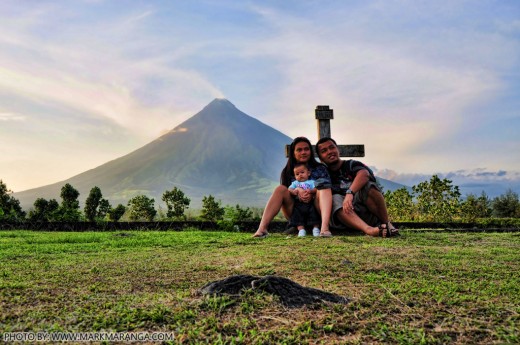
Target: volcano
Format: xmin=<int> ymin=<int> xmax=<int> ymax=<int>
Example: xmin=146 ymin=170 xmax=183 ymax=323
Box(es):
xmin=14 ymin=99 xmax=291 ymax=209
xmin=14 ymin=98 xmax=406 ymax=210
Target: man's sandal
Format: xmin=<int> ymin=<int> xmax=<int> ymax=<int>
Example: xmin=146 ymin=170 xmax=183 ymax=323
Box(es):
xmin=378 ymin=223 xmax=400 ymax=238
xmin=387 ymin=223 xmax=400 ymax=237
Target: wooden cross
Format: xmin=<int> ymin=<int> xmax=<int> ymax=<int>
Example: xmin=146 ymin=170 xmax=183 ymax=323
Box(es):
xmin=285 ymin=105 xmax=365 ymax=157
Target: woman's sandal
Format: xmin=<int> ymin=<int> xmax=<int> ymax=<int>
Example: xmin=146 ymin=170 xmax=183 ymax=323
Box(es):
xmin=319 ymin=230 xmax=333 ymax=237
xmin=252 ymin=231 xmax=269 ymax=238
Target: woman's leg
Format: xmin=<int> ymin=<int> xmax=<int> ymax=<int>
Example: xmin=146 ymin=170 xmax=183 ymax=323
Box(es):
xmin=253 ymin=185 xmax=293 ymax=237
xmin=315 ymin=189 xmax=332 ymax=236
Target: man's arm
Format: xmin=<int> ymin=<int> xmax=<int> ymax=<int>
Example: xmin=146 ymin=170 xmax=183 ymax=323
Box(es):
xmin=349 ymin=169 xmax=370 ymax=194
xmin=342 ymin=169 xmax=370 ymax=214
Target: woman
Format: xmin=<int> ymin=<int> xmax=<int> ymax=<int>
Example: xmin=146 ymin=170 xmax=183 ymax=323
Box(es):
xmin=253 ymin=137 xmax=333 ymax=237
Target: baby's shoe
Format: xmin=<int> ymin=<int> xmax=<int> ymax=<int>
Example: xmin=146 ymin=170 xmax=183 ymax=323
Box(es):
xmin=312 ymin=227 xmax=320 ymax=237
xmin=298 ymin=229 xmax=306 ymax=237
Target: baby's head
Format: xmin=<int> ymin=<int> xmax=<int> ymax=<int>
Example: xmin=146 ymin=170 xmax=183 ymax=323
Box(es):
xmin=293 ymin=163 xmax=311 ymax=182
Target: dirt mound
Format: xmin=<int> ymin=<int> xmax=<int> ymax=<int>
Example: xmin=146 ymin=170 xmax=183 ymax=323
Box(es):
xmin=199 ymin=274 xmax=349 ymax=308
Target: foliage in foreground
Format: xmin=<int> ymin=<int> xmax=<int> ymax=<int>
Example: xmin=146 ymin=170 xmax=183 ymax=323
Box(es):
xmin=0 ymin=230 xmax=518 ymax=344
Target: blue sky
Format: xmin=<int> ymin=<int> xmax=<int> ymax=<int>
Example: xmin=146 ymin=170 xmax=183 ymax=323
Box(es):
xmin=1 ymin=0 xmax=519 ymax=196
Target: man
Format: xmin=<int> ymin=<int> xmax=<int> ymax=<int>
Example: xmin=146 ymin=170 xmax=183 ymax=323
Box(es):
xmin=315 ymin=137 xmax=399 ymax=237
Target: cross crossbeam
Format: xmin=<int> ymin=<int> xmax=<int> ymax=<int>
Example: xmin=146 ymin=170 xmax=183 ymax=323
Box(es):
xmin=285 ymin=105 xmax=365 ymax=157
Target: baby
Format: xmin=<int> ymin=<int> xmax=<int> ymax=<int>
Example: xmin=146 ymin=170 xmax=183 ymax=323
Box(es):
xmin=288 ymin=163 xmax=321 ymax=237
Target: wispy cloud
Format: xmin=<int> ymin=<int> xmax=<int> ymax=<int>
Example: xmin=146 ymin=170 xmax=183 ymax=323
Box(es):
xmin=0 ymin=112 xmax=25 ymax=121
xmin=248 ymin=3 xmax=503 ymax=126
xmin=0 ymin=3 xmax=223 ymax=139
xmin=238 ymin=2 xmax=519 ymax=176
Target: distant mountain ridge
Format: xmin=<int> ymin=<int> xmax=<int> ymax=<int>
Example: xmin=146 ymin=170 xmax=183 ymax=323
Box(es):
xmin=14 ymin=99 xmax=407 ymax=210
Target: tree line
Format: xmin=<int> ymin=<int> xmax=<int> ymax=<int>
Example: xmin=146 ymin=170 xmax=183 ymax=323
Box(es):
xmin=0 ymin=180 xmax=256 ymax=224
xmin=383 ymin=175 xmax=520 ymax=222
xmin=1 ymin=176 xmax=519 ymax=224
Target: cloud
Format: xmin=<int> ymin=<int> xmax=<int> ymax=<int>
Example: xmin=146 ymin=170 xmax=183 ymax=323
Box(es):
xmin=374 ymin=167 xmax=520 ymax=186
xmin=250 ymin=3 xmax=502 ymax=121
xmin=125 ymin=9 xmax=154 ymax=24
xmin=374 ymin=166 xmax=520 ymax=198
xmin=239 ymin=2 xmax=519 ymax=176
xmin=0 ymin=112 xmax=25 ymax=121
xmin=474 ymin=170 xmax=507 ymax=177
xmin=0 ymin=3 xmax=224 ymax=140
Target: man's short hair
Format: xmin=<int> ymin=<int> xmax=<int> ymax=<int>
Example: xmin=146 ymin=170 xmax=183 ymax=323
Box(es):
xmin=316 ymin=137 xmax=337 ymax=148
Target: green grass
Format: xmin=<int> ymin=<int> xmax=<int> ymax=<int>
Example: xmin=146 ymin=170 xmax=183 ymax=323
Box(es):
xmin=1 ymin=230 xmax=519 ymax=344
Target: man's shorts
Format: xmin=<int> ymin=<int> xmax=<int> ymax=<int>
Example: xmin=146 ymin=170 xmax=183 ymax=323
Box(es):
xmin=330 ymin=181 xmax=380 ymax=229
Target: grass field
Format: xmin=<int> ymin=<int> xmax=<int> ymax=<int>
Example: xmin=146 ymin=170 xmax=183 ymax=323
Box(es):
xmin=1 ymin=230 xmax=519 ymax=344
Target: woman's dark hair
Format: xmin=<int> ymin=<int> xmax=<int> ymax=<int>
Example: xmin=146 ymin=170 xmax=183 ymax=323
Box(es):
xmin=280 ymin=137 xmax=321 ymax=186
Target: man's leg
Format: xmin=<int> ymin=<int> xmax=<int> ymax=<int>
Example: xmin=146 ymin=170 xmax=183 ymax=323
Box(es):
xmin=331 ymin=194 xmax=380 ymax=236
xmin=335 ymin=209 xmax=381 ymax=237
xmin=364 ymin=187 xmax=389 ymax=223
xmin=363 ymin=186 xmax=397 ymax=232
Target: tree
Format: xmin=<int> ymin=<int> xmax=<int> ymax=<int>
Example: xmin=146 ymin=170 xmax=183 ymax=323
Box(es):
xmin=227 ymin=204 xmax=253 ymax=222
xmin=29 ymin=198 xmax=49 ymax=221
xmin=28 ymin=198 xmax=59 ymax=221
xmin=460 ymin=192 xmax=492 ymax=221
xmin=200 ymin=195 xmax=225 ymax=221
xmin=56 ymin=183 xmax=82 ymax=221
xmin=492 ymin=189 xmax=520 ymax=218
xmin=127 ymin=195 xmax=156 ymax=221
xmin=412 ymin=175 xmax=461 ymax=222
xmin=108 ymin=204 xmax=126 ymax=221
xmin=162 ymin=187 xmax=191 ymax=220
xmin=0 ymin=180 xmax=26 ymax=221
xmin=97 ymin=199 xmax=111 ymax=220
xmin=384 ymin=187 xmax=416 ymax=221
xmin=84 ymin=186 xmax=103 ymax=221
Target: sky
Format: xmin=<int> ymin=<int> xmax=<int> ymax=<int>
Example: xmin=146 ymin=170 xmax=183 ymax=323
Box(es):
xmin=1 ymin=0 xmax=519 ymax=197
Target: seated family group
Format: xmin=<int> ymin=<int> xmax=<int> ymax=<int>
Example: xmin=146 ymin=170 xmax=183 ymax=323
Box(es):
xmin=252 ymin=137 xmax=399 ymax=238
